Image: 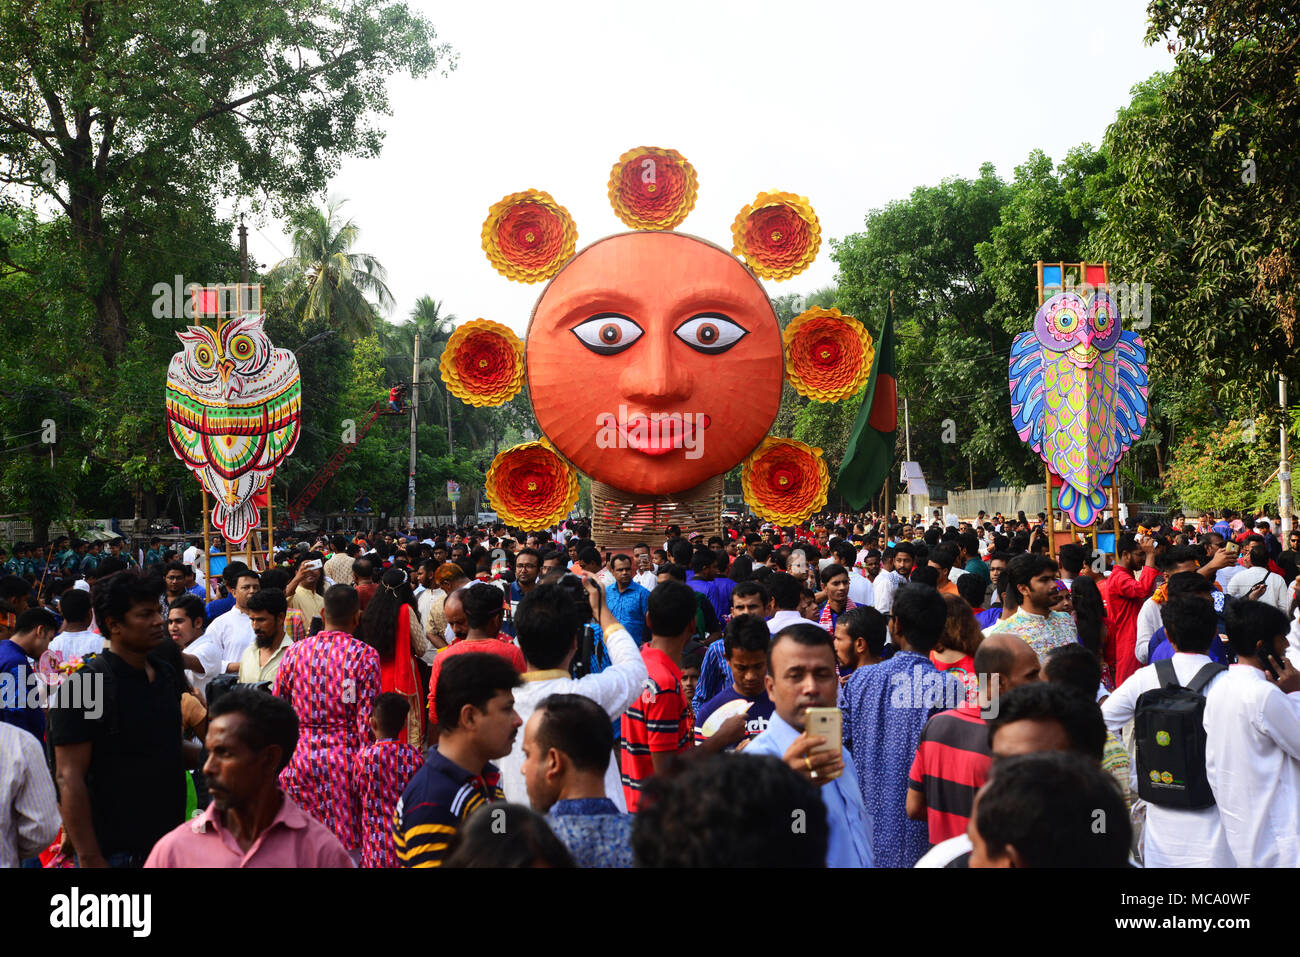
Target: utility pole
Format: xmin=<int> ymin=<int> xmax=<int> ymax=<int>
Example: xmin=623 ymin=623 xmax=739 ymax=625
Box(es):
xmin=238 ymin=215 xmax=249 ymax=284
xmin=446 ymin=390 xmax=454 ymax=456
xmin=1281 ymin=374 xmax=1293 ymax=535
xmin=406 ymin=334 xmax=419 ymax=530
xmin=238 ymin=215 xmax=250 ymax=314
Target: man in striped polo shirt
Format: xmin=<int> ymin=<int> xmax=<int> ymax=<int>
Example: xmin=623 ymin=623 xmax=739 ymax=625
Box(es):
xmin=394 ymin=654 xmax=521 ymax=867
xmin=906 ymin=632 xmax=1041 ymax=846
xmin=620 ymin=580 xmax=698 ymax=812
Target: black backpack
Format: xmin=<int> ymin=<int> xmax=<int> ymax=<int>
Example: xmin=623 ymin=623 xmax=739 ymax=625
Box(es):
xmin=1134 ymin=658 xmax=1225 ymax=809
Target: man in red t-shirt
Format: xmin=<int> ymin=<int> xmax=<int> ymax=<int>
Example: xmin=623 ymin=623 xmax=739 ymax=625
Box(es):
xmin=906 ymin=633 xmax=1039 ymax=843
xmin=1101 ymin=534 xmax=1158 ymax=686
xmin=428 ymin=583 xmax=524 ymax=726
xmin=620 ymin=580 xmax=697 ymax=811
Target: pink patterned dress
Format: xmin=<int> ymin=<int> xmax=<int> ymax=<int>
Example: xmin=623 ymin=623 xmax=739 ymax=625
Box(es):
xmin=354 ymin=739 xmax=425 ymax=868
xmin=273 ymin=630 xmax=381 ymax=851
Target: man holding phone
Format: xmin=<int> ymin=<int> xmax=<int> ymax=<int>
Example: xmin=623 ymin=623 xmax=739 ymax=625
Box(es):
xmin=743 ymin=622 xmax=873 ymax=867
xmin=1205 ymin=600 xmax=1300 ymax=867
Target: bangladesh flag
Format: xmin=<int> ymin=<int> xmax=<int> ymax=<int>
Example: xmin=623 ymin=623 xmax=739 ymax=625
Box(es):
xmin=837 ymin=300 xmax=897 ymax=510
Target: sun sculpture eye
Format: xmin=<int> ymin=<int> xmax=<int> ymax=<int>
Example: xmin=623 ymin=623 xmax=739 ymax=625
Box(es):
xmin=571 ymin=314 xmax=643 ymax=355
xmin=675 ymin=314 xmax=748 ymax=354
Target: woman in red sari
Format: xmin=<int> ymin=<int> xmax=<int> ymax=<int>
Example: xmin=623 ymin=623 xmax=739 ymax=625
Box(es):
xmin=357 ymin=567 xmax=430 ymax=750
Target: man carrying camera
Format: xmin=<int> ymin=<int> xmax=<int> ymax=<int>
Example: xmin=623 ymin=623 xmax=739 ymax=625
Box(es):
xmin=498 ymin=578 xmax=648 ymax=812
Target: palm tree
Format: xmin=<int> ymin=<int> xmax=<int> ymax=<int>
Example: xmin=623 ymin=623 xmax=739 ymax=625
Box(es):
xmin=268 ymin=197 xmax=395 ymax=337
xmin=381 ymin=296 xmax=457 ymax=430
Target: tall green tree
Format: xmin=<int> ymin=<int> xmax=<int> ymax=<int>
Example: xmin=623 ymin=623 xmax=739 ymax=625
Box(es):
xmin=1093 ymin=1 xmax=1300 ymax=405
xmin=832 ymin=164 xmax=1018 ymax=493
xmin=0 ymin=0 xmax=453 ymax=366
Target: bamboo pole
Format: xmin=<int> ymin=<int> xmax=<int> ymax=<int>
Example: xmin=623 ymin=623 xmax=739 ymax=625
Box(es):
xmin=202 ymin=489 xmax=213 ymax=600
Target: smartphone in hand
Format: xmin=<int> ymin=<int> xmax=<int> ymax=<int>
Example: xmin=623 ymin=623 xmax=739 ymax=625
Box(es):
xmin=1259 ymin=642 xmax=1283 ymax=680
xmin=804 ymin=707 xmax=843 ymax=780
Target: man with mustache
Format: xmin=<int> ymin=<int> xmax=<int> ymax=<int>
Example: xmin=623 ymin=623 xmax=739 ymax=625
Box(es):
xmin=145 ymin=689 xmax=352 ymax=867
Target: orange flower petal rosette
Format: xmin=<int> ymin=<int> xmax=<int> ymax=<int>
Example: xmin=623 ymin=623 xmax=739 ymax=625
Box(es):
xmin=485 ymin=440 xmax=580 ymax=530
xmin=607 ymin=146 xmax=699 ymax=231
xmin=783 ymin=307 xmax=874 ymax=402
xmin=481 ymin=189 xmax=577 ymax=283
xmin=439 ymin=319 xmax=525 ymax=407
xmin=741 ymin=437 xmax=830 ymax=526
xmin=731 ymin=191 xmax=821 ymax=280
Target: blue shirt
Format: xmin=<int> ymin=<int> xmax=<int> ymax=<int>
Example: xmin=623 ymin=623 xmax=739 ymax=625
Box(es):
xmin=0 ymin=639 xmax=44 ymax=741
xmin=605 ymin=581 xmax=650 ymax=647
xmin=975 ymin=606 xmax=1003 ymax=630
xmin=695 ymin=686 xmax=774 ymax=745
xmin=842 ymin=650 xmax=964 ymax=868
xmin=1148 ymin=628 xmax=1231 ymax=664
xmin=205 ymin=596 xmax=236 ymax=623
xmin=692 ymin=640 xmax=732 ymax=716
xmin=546 ymin=798 xmax=634 ymax=868
xmin=745 ymin=711 xmax=874 ymax=868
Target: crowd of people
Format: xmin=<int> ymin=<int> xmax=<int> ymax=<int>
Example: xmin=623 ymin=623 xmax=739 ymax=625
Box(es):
xmin=2 ymin=505 xmax=1299 ymax=869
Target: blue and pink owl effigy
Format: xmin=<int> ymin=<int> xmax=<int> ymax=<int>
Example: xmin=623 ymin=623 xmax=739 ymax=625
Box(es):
xmin=1008 ymin=289 xmax=1148 ymax=527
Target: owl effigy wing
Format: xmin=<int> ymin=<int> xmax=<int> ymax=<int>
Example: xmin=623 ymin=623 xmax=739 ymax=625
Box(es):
xmin=1111 ymin=332 xmax=1148 ymax=454
xmin=1008 ymin=330 xmax=1047 ymax=456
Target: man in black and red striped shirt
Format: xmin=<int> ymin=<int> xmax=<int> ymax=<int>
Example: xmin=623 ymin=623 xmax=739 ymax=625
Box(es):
xmin=620 ymin=581 xmax=697 ymax=811
xmin=906 ymin=633 xmax=1040 ymax=844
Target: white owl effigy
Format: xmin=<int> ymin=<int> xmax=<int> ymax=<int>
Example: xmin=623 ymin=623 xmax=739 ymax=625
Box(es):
xmin=165 ymin=314 xmax=301 ymax=544
xmin=1008 ymin=289 xmax=1148 ymax=527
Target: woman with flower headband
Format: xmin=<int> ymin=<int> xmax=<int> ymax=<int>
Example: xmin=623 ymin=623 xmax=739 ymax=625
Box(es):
xmin=357 ymin=567 xmax=431 ymax=750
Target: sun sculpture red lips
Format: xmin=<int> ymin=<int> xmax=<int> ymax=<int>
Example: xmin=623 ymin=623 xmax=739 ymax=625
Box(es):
xmin=607 ymin=146 xmax=699 ymax=231
xmin=783 ymin=307 xmax=874 ymax=402
xmin=485 ymin=440 xmax=581 ymax=530
xmin=481 ymin=189 xmax=577 ymax=283
xmin=439 ymin=319 xmax=525 ymax=407
xmin=741 ymin=437 xmax=829 ymax=525
xmin=731 ymin=191 xmax=821 ymax=280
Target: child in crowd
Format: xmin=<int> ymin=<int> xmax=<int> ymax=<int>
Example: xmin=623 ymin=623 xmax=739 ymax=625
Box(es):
xmin=354 ymin=693 xmax=425 ymax=868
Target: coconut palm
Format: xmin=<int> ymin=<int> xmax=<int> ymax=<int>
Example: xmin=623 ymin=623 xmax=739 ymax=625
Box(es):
xmin=381 ymin=296 xmax=457 ymax=428
xmin=268 ymin=197 xmax=395 ymax=337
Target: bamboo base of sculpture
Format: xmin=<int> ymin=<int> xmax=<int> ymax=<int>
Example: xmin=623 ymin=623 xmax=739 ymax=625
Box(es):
xmin=591 ymin=475 xmax=724 ymax=551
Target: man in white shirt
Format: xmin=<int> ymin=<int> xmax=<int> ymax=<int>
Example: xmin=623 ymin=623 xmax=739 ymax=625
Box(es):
xmin=500 ymin=578 xmax=647 ymax=812
xmin=47 ymin=589 xmax=102 ymax=662
xmin=1102 ymin=595 xmax=1232 ymax=867
xmin=1205 ymin=600 xmax=1300 ymax=867
xmin=181 ymin=540 xmax=207 ymax=590
xmin=1134 ymin=547 xmax=1201 ymax=664
xmin=832 ymin=542 xmax=873 ymax=609
xmin=202 ymin=568 xmax=260 ymax=674
xmin=873 ymin=546 xmax=911 ymax=618
xmin=766 ymin=572 xmax=807 ymax=637
xmin=631 ymin=543 xmax=658 ymax=593
xmin=169 ymin=594 xmax=222 ymax=693
xmin=1224 ymin=545 xmax=1291 ymax=614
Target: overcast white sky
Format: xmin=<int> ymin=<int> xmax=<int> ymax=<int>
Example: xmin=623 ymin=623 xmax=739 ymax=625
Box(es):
xmin=244 ymin=0 xmax=1173 ymax=337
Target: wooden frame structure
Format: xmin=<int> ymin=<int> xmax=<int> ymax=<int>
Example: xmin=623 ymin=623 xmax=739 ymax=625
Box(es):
xmin=1033 ymin=261 xmax=1122 ymax=562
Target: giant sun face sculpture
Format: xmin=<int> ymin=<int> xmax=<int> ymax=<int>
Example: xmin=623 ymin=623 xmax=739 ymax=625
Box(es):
xmin=527 ymin=231 xmax=784 ymax=495
xmin=440 ymin=146 xmax=874 ymax=530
